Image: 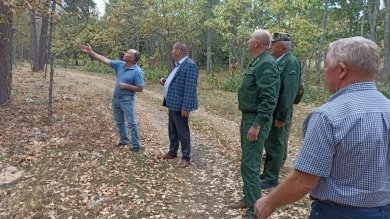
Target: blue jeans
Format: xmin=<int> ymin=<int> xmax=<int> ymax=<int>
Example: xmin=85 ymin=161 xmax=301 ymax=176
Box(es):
xmin=112 ymin=95 xmax=140 ymax=148
xmin=310 ymin=200 xmax=390 ymax=219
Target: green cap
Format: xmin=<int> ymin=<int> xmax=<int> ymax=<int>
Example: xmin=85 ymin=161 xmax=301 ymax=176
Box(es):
xmin=272 ymin=32 xmax=291 ymax=42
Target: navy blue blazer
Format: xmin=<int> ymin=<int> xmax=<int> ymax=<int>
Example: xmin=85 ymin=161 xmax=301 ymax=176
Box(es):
xmin=164 ymin=57 xmax=199 ymax=112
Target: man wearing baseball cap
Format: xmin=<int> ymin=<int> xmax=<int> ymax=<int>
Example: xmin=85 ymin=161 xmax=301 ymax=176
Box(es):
xmin=260 ymin=32 xmax=302 ymax=190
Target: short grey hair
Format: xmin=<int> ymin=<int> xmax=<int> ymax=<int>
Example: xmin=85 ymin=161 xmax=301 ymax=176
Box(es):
xmin=253 ymin=29 xmax=272 ymax=49
xmin=281 ymin=41 xmax=292 ymax=52
xmin=326 ymin=36 xmax=380 ymax=75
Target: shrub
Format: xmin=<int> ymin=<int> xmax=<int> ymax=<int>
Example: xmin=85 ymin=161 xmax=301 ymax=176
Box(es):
xmin=377 ymin=82 xmax=390 ymax=98
xmin=79 ymin=62 xmax=113 ymax=74
xmin=144 ymin=70 xmax=166 ymax=81
xmin=301 ymin=85 xmax=330 ymax=105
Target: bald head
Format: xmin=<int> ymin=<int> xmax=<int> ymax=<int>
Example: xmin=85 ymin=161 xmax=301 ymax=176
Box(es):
xmin=252 ymin=29 xmax=272 ymax=49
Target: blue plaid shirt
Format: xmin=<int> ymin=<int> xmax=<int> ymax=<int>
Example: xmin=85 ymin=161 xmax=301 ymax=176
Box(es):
xmin=294 ymin=82 xmax=390 ymax=207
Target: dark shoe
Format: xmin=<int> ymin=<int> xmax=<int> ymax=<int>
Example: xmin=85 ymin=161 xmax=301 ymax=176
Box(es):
xmin=242 ymin=214 xmax=257 ymax=219
xmin=177 ymin=160 xmax=190 ymax=168
xmin=259 ymin=174 xmax=265 ymax=180
xmin=229 ymin=200 xmax=247 ymax=209
xmin=116 ymin=143 xmax=127 ymax=148
xmin=158 ymin=153 xmax=177 ymax=160
xmin=131 ymin=147 xmax=141 ymax=153
xmin=260 ymin=180 xmax=278 ymax=190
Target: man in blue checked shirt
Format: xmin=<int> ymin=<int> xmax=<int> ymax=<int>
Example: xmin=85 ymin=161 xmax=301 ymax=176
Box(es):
xmin=159 ymin=42 xmax=199 ymax=168
xmin=79 ymin=44 xmax=144 ymax=152
xmin=254 ymin=36 xmax=390 ymax=219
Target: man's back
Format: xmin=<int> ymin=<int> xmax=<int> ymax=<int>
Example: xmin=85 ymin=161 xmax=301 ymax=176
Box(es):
xmin=295 ymin=82 xmax=390 ymax=207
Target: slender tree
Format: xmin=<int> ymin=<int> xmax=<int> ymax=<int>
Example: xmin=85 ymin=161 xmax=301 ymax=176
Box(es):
xmin=29 ymin=6 xmax=39 ymax=72
xmin=315 ymin=0 xmax=330 ymax=84
xmin=382 ymin=0 xmax=390 ymax=82
xmin=367 ymin=0 xmax=380 ymax=42
xmin=38 ymin=0 xmax=51 ymax=71
xmin=0 ymin=1 xmax=14 ymax=106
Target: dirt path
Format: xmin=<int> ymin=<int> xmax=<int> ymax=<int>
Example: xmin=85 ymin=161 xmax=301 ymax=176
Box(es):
xmin=0 ymin=67 xmax=313 ymax=218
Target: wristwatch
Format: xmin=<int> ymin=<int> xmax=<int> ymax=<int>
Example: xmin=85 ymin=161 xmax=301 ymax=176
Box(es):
xmin=252 ymin=123 xmax=260 ymax=129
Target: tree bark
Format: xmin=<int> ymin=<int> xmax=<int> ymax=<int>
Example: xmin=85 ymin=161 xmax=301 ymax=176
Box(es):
xmin=382 ymin=0 xmax=390 ymax=82
xmin=29 ymin=8 xmax=39 ymax=72
xmin=361 ymin=0 xmax=366 ymax=36
xmin=367 ymin=0 xmax=380 ymax=42
xmin=38 ymin=0 xmax=51 ymax=71
xmin=0 ymin=2 xmax=14 ymax=106
xmin=315 ymin=0 xmax=329 ymax=85
xmin=206 ymin=28 xmax=213 ymax=76
xmin=48 ymin=0 xmax=56 ymax=125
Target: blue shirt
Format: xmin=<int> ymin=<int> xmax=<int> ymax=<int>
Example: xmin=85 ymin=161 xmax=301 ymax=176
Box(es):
xmin=110 ymin=60 xmax=144 ymax=97
xmin=294 ymin=82 xmax=390 ymax=207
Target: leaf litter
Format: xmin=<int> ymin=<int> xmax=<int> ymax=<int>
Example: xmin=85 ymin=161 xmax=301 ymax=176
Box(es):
xmin=0 ymin=66 xmax=314 ymax=218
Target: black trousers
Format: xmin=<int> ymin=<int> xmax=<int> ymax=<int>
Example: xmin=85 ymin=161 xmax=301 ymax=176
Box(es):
xmin=167 ymin=110 xmax=191 ymax=161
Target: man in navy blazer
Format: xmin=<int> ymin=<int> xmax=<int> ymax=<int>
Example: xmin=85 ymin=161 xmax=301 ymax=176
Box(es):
xmin=159 ymin=42 xmax=199 ymax=168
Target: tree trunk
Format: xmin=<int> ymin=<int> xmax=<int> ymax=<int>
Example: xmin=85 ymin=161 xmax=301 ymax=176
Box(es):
xmin=367 ymin=0 xmax=380 ymax=42
xmin=239 ymin=46 xmax=245 ymax=73
xmin=361 ymin=0 xmax=366 ymax=36
xmin=0 ymin=2 xmax=14 ymax=106
xmin=382 ymin=0 xmax=390 ymax=82
xmin=206 ymin=28 xmax=213 ymax=76
xmin=315 ymin=0 xmax=329 ymax=85
xmin=38 ymin=0 xmax=51 ymax=71
xmin=29 ymin=8 xmax=39 ymax=72
xmin=47 ymin=0 xmax=56 ymax=125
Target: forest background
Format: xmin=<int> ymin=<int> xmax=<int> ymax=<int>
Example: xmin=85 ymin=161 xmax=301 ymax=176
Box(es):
xmin=1 ymin=0 xmax=390 ymax=218
xmin=1 ymin=0 xmax=390 ymax=105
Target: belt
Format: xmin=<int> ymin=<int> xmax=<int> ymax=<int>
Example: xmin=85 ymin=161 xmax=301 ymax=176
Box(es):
xmin=309 ymin=195 xmax=355 ymax=208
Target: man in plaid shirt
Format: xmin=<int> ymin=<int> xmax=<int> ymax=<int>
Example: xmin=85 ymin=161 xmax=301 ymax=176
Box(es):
xmin=159 ymin=42 xmax=199 ymax=168
xmin=254 ymin=37 xmax=390 ymax=219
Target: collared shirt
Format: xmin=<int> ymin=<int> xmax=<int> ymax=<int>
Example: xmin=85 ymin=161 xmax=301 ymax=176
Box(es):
xmin=275 ymin=53 xmax=287 ymax=62
xmin=163 ymin=56 xmax=188 ymax=98
xmin=110 ymin=60 xmax=144 ymax=97
xmin=294 ymin=82 xmax=390 ymax=207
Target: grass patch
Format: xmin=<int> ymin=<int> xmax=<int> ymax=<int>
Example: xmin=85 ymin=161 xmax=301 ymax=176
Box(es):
xmin=79 ymin=62 xmax=114 ymax=74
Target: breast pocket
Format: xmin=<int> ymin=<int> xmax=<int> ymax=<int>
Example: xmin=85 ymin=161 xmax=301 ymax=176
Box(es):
xmin=241 ymin=69 xmax=256 ymax=90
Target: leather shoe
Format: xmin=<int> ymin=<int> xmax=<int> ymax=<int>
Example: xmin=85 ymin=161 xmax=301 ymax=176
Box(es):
xmin=229 ymin=200 xmax=247 ymax=209
xmin=158 ymin=153 xmax=176 ymax=159
xmin=177 ymin=160 xmax=190 ymax=168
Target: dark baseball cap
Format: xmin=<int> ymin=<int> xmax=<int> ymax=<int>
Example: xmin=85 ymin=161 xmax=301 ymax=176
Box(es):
xmin=272 ymin=32 xmax=291 ymax=42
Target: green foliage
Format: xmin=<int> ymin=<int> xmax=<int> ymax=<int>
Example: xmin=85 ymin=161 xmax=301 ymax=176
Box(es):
xmin=222 ymin=76 xmax=242 ymax=92
xmin=205 ymin=75 xmax=242 ymax=92
xmin=301 ymin=85 xmax=330 ymax=105
xmin=377 ymin=82 xmax=390 ymax=98
xmin=79 ymin=62 xmax=113 ymax=74
xmin=144 ymin=70 xmax=166 ymax=81
xmin=205 ymin=75 xmax=223 ymax=87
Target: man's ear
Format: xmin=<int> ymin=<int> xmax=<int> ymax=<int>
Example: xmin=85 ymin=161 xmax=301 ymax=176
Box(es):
xmin=255 ymin=40 xmax=261 ymax=48
xmin=339 ymin=62 xmax=348 ymax=79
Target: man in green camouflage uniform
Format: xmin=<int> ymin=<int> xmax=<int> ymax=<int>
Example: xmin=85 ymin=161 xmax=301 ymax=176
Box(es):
xmin=260 ymin=33 xmax=301 ymax=190
xmin=230 ymin=29 xmax=279 ymax=219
